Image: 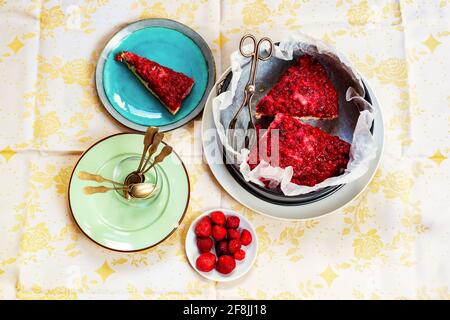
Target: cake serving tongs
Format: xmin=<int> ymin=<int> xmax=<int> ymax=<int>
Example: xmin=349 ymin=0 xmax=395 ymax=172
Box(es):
xmin=228 ymin=34 xmax=273 ymax=150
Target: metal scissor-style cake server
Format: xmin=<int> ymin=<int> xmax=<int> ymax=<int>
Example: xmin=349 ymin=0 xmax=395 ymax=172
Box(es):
xmin=227 ymin=34 xmax=273 ymax=150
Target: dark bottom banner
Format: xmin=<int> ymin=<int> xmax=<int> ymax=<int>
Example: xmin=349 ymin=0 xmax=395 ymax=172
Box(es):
xmin=0 ymin=299 xmax=441 ymax=318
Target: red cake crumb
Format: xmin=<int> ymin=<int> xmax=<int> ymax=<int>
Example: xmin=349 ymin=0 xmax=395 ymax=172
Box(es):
xmin=255 ymin=55 xmax=338 ymax=119
xmin=249 ymin=114 xmax=350 ymax=187
xmin=115 ymin=51 xmax=194 ymax=115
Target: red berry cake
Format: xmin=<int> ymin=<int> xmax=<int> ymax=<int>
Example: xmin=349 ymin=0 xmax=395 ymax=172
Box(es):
xmin=255 ymin=55 xmax=338 ymax=119
xmin=115 ymin=51 xmax=194 ymax=115
xmin=249 ymin=113 xmax=350 ymax=187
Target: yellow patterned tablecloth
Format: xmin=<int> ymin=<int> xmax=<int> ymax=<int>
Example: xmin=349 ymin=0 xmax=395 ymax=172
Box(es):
xmin=0 ymin=0 xmax=449 ymax=300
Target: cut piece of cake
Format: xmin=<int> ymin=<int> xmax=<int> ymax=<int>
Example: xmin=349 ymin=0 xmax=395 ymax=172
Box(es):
xmin=115 ymin=51 xmax=195 ymax=115
xmin=255 ymin=55 xmax=338 ymax=119
xmin=249 ymin=113 xmax=350 ymax=187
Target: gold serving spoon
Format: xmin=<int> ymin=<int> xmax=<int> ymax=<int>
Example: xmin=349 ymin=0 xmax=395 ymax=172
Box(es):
xmin=78 ymin=171 xmax=125 ymax=186
xmin=141 ymin=145 xmax=173 ymax=174
xmin=83 ymin=183 xmax=155 ymax=199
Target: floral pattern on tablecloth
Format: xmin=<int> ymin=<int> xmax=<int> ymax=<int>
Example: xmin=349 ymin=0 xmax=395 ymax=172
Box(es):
xmin=0 ymin=0 xmax=449 ymax=299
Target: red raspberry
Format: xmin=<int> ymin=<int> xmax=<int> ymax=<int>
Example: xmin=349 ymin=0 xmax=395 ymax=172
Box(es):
xmin=212 ymin=225 xmax=227 ymax=241
xmin=226 ymin=215 xmax=240 ymax=229
xmin=210 ymin=211 xmax=226 ymax=226
xmin=227 ymin=229 xmax=240 ymax=240
xmin=240 ymin=229 xmax=252 ymax=246
xmin=216 ymin=240 xmax=228 ymax=256
xmin=234 ymin=249 xmax=246 ymax=261
xmin=195 ymin=216 xmax=211 ymax=238
xmin=196 ymin=237 xmax=213 ymax=253
xmin=228 ymin=239 xmax=241 ymax=254
xmin=215 ymin=255 xmax=236 ymax=274
xmin=195 ymin=252 xmax=216 ymax=272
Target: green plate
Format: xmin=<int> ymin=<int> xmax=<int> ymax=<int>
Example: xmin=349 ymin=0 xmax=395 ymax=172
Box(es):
xmin=68 ymin=133 xmax=190 ymax=252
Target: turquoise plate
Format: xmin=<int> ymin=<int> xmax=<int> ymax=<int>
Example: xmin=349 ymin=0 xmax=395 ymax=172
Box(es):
xmin=96 ymin=19 xmax=216 ymax=132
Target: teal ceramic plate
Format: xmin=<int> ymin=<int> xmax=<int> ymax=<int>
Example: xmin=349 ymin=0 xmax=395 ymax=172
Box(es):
xmin=96 ymin=19 xmax=216 ymax=132
xmin=68 ymin=133 xmax=190 ymax=252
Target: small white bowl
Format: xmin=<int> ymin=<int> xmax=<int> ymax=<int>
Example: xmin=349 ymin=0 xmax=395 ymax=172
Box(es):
xmin=185 ymin=208 xmax=258 ymax=282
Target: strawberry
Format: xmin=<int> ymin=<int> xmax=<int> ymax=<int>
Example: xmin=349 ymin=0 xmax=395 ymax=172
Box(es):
xmin=196 ymin=252 xmax=216 ymax=272
xmin=212 ymin=225 xmax=227 ymax=241
xmin=234 ymin=249 xmax=246 ymax=261
xmin=215 ymin=255 xmax=236 ymax=274
xmin=226 ymin=215 xmax=240 ymax=229
xmin=216 ymin=240 xmax=228 ymax=256
xmin=228 ymin=239 xmax=241 ymax=254
xmin=240 ymin=229 xmax=252 ymax=246
xmin=210 ymin=211 xmax=226 ymax=226
xmin=196 ymin=237 xmax=213 ymax=253
xmin=227 ymin=229 xmax=240 ymax=240
xmin=195 ymin=216 xmax=211 ymax=238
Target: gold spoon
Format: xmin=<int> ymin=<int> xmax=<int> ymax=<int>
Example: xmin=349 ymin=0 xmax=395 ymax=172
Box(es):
xmin=123 ymin=127 xmax=159 ymax=198
xmin=139 ymin=132 xmax=164 ymax=175
xmin=130 ymin=183 xmax=157 ymax=199
xmin=124 ymin=130 xmax=164 ymax=187
xmin=83 ymin=186 xmax=127 ymax=195
xmin=78 ymin=171 xmax=125 ymax=186
xmin=141 ymin=145 xmax=173 ymax=174
xmin=137 ymin=127 xmax=159 ymax=172
xmin=83 ymin=183 xmax=155 ymax=198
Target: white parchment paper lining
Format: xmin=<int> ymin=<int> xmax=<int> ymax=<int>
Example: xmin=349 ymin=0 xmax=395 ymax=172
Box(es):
xmin=212 ymin=33 xmax=377 ymax=196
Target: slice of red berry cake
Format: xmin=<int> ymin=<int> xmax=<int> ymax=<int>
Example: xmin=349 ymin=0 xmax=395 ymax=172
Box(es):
xmin=249 ymin=113 xmax=350 ymax=187
xmin=255 ymin=55 xmax=338 ymax=119
xmin=116 ymin=51 xmax=195 ymax=115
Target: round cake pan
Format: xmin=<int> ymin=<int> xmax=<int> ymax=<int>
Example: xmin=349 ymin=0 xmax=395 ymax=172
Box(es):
xmin=218 ymin=65 xmax=374 ymax=206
